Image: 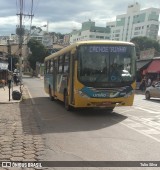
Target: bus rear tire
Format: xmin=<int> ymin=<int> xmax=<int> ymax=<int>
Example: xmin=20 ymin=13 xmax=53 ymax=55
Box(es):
xmin=49 ymin=87 xmax=54 ymax=101
xmin=64 ymin=91 xmax=72 ymax=111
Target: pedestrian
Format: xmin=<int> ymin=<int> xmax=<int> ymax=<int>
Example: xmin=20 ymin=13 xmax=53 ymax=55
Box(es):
xmin=147 ymin=77 xmax=152 ymax=87
xmin=13 ymin=73 xmax=16 ymax=84
xmin=0 ymin=79 xmax=6 ymax=90
xmin=139 ymin=77 xmax=146 ymax=91
xmin=13 ymin=73 xmax=19 ymax=85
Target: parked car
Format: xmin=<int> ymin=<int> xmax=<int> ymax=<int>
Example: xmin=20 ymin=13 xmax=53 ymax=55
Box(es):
xmin=145 ymin=81 xmax=160 ymax=100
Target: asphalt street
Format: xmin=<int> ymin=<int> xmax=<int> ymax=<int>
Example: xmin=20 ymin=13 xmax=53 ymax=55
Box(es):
xmin=22 ymin=76 xmax=160 ymax=170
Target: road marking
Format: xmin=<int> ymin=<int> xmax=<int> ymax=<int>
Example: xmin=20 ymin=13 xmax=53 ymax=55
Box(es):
xmin=141 ymin=129 xmax=160 ymax=135
xmin=26 ymin=86 xmax=36 ymax=105
xmin=133 ymin=106 xmax=160 ymax=114
xmin=120 ymin=121 xmax=160 ymax=143
xmin=113 ymin=108 xmax=160 ymax=142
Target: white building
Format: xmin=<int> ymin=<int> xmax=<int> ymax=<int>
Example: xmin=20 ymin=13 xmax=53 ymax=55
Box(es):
xmin=107 ymin=2 xmax=160 ymax=41
xmin=70 ymin=20 xmax=110 ymax=44
xmin=63 ymin=34 xmax=70 ymax=45
xmin=30 ymin=29 xmax=53 ymax=47
xmin=0 ymin=34 xmax=29 ymax=45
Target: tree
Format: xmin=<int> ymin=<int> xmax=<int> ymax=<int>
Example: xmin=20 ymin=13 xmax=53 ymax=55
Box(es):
xmin=27 ymin=39 xmax=49 ymax=70
xmin=130 ymin=36 xmax=160 ymax=57
xmin=50 ymin=32 xmax=64 ymax=39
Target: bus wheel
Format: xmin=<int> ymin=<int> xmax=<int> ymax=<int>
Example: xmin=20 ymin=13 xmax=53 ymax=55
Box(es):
xmin=107 ymin=107 xmax=114 ymax=113
xmin=64 ymin=91 xmax=71 ymax=111
xmin=49 ymin=87 xmax=54 ymax=101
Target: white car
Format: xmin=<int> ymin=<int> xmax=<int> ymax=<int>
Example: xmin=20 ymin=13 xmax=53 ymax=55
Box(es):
xmin=145 ymin=81 xmax=160 ymax=100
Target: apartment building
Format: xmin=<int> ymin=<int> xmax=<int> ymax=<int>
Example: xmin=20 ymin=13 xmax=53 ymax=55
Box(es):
xmin=107 ymin=2 xmax=160 ymax=41
xmin=70 ymin=20 xmax=110 ymax=44
xmin=30 ymin=29 xmax=53 ymax=47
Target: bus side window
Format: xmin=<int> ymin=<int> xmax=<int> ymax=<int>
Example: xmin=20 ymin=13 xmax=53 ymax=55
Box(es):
xmin=48 ymin=60 xmax=51 ymax=73
xmin=50 ymin=59 xmax=53 ymax=73
xmin=64 ymin=54 xmax=69 ymax=73
xmin=53 ymin=60 xmax=55 ymax=71
xmin=44 ymin=62 xmax=47 ymax=74
xmin=55 ymin=59 xmax=58 ymax=71
xmin=58 ymin=56 xmax=64 ymax=73
xmin=46 ymin=61 xmax=50 ymax=74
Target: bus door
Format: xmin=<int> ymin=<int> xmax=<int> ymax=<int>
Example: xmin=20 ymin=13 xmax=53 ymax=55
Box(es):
xmin=56 ymin=55 xmax=69 ymax=99
xmin=52 ymin=59 xmax=57 ymax=97
xmin=55 ymin=56 xmax=65 ymax=99
xmin=69 ymin=53 xmax=75 ymax=105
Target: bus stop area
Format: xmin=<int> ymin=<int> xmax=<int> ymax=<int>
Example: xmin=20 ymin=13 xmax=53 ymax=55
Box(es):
xmin=0 ymin=84 xmax=22 ymax=103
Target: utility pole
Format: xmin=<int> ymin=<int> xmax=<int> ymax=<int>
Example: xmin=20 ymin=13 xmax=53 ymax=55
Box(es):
xmin=16 ymin=0 xmax=34 ymax=82
xmin=7 ymin=39 xmax=12 ymax=71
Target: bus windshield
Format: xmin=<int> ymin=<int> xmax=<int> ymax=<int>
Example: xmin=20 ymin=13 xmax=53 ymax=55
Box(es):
xmin=78 ymin=44 xmax=136 ymax=85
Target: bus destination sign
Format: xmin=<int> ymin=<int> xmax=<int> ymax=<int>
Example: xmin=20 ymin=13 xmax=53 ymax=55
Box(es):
xmin=89 ymin=46 xmax=127 ymax=53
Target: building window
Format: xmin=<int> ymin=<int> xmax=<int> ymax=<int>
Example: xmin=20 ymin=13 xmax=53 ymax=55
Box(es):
xmin=134 ymin=32 xmax=139 ymax=35
xmin=96 ymin=36 xmax=104 ymax=39
xmin=135 ymin=27 xmax=141 ymax=30
xmin=105 ymin=36 xmax=110 ymax=39
xmin=115 ymin=34 xmax=120 ymax=37
xmin=89 ymin=35 xmax=95 ymax=38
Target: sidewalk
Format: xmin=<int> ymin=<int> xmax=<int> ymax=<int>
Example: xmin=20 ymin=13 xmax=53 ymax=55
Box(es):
xmin=135 ymin=89 xmax=145 ymax=95
xmin=0 ymin=84 xmax=22 ymax=104
xmin=0 ymin=85 xmax=46 ymax=169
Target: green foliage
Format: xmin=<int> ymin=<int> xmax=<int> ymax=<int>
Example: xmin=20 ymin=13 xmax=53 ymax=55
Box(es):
xmin=31 ymin=26 xmax=36 ymax=30
xmin=130 ymin=36 xmax=160 ymax=57
xmin=27 ymin=39 xmax=48 ymax=70
xmin=50 ymin=32 xmax=64 ymax=39
xmin=31 ymin=26 xmax=43 ymax=33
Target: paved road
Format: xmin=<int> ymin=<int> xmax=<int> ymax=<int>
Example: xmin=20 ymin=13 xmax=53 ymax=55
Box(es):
xmin=23 ymin=76 xmax=160 ymax=170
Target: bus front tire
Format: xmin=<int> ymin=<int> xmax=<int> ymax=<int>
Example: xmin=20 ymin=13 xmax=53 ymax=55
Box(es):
xmin=107 ymin=107 xmax=114 ymax=113
xmin=64 ymin=91 xmax=72 ymax=111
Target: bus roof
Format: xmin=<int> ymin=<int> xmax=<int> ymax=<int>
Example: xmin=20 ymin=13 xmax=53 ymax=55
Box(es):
xmin=45 ymin=40 xmax=135 ymax=61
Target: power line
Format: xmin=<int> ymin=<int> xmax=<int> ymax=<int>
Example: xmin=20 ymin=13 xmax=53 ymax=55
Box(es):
xmin=12 ymin=0 xmax=35 ymax=56
xmin=16 ymin=0 xmax=34 ymax=80
xmin=32 ymin=0 xmax=40 ymax=16
xmin=30 ymin=0 xmax=34 ymax=33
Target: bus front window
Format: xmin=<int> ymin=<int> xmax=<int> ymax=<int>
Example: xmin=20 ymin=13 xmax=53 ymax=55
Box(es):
xmin=78 ymin=45 xmax=135 ymax=85
xmin=79 ymin=53 xmax=109 ymax=82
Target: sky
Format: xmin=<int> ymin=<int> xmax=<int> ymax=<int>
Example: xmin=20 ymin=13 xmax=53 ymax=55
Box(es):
xmin=0 ymin=0 xmax=160 ymax=36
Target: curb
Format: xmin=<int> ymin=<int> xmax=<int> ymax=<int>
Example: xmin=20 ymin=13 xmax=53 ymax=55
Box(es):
xmin=135 ymin=90 xmax=145 ymax=95
xmin=0 ymin=96 xmax=23 ymax=104
xmin=0 ymin=87 xmax=23 ymax=104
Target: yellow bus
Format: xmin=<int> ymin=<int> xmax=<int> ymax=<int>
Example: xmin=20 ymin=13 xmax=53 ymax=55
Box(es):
xmin=44 ymin=40 xmax=136 ymax=111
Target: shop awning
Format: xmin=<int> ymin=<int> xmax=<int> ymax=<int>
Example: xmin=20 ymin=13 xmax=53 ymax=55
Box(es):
xmin=147 ymin=60 xmax=160 ymax=73
xmin=136 ymin=60 xmax=151 ymax=71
